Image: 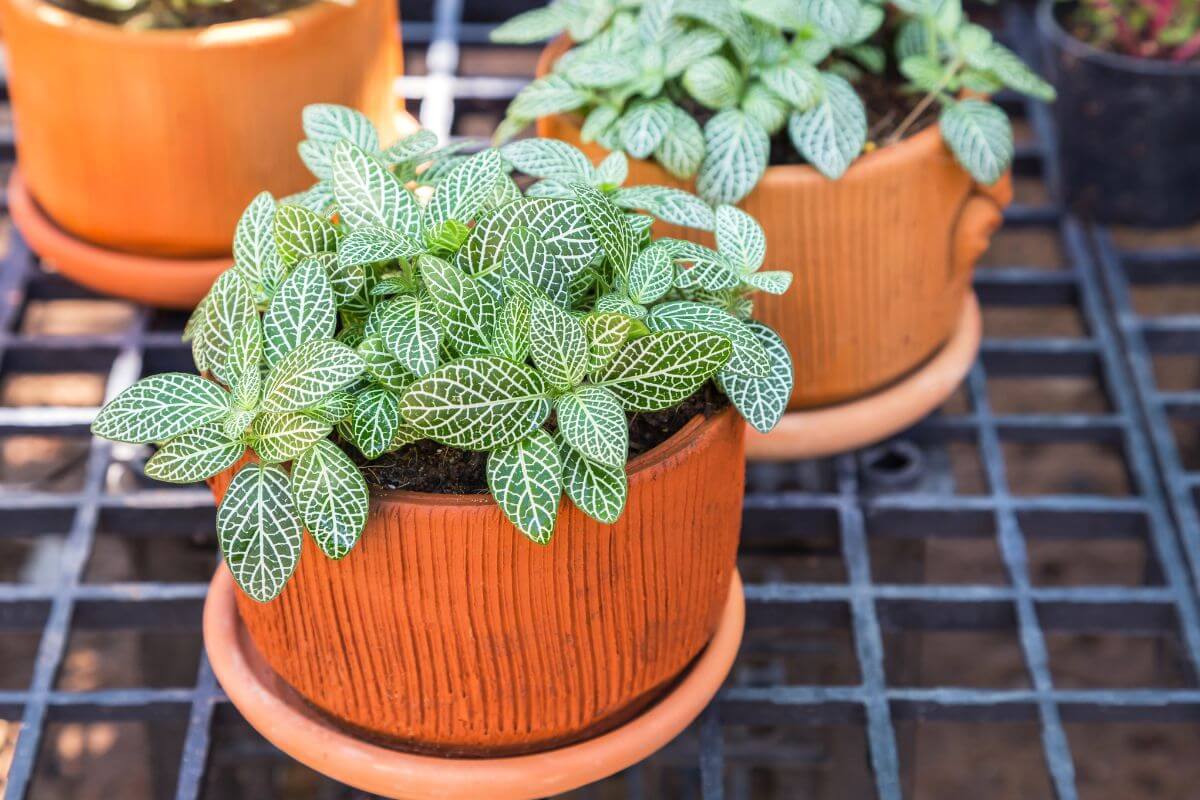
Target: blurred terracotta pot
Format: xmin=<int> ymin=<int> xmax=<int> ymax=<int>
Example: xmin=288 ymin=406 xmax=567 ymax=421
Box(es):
xmin=537 ymin=37 xmax=1010 ymax=410
xmin=208 ymin=408 xmax=744 ymax=756
xmin=0 ymin=0 xmax=399 ymax=258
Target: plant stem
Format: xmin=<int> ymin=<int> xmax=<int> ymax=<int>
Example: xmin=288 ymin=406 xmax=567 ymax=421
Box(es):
xmin=886 ymin=58 xmax=963 ymax=146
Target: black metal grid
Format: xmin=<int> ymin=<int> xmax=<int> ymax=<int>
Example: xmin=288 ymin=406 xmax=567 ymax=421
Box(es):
xmin=0 ymin=2 xmax=1199 ymax=798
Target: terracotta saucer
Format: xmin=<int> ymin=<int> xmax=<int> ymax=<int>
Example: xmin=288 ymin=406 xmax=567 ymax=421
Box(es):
xmin=203 ymin=566 xmax=745 ymax=800
xmin=8 ymin=168 xmax=232 ymax=310
xmin=746 ymin=291 xmax=982 ymax=461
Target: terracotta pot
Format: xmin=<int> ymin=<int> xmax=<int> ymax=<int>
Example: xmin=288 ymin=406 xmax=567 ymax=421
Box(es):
xmin=0 ymin=0 xmax=399 ymax=258
xmin=536 ymin=37 xmax=1010 ymax=410
xmin=208 ymin=408 xmax=744 ymax=756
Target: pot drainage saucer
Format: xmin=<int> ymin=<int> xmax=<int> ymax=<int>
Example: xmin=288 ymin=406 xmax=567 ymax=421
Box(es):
xmin=8 ymin=169 xmax=232 ymax=310
xmin=203 ymin=566 xmax=744 ymax=800
xmin=746 ymin=291 xmax=982 ymax=460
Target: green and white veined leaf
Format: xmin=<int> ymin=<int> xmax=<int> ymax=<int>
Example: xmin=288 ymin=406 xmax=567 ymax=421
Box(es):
xmin=670 ymin=240 xmax=741 ymax=291
xmin=305 ymin=390 xmax=355 ymax=424
xmin=530 ymin=295 xmax=589 ymax=390
xmin=899 ymin=54 xmax=944 ymax=93
xmin=673 ymin=0 xmax=755 ymax=62
xmin=204 ymin=270 xmax=259 ymax=389
xmin=939 ymin=99 xmax=1013 ymax=186
xmin=654 ymin=106 xmax=707 ymax=179
xmin=581 ymin=312 xmax=636 ymax=374
xmin=595 ymin=293 xmax=648 ymax=319
xmin=525 ymin=179 xmax=574 ymax=200
xmin=357 ymin=334 xmax=413 ymax=391
xmin=227 ymin=317 xmax=263 ymax=404
xmin=562 ymin=53 xmax=642 ymax=89
xmin=637 ymin=0 xmax=676 ymax=44
xmin=742 ymin=0 xmax=807 ymax=29
xmin=339 ymin=226 xmax=423 ymax=268
xmin=718 ymin=321 xmax=793 ymax=433
xmin=302 ymin=104 xmax=379 ymax=151
xmin=566 ymin=0 xmax=616 ymax=41
xmin=489 ymin=3 xmax=568 ymax=43
xmin=501 ymin=138 xmax=594 ymax=184
xmin=380 ymin=128 xmax=440 ymax=166
xmin=761 ymin=60 xmax=822 ymax=110
xmin=788 ymin=72 xmax=867 ymax=180
xmin=556 ymin=384 xmax=627 ymax=467
xmin=144 ymin=423 xmax=243 ymax=483
xmin=493 ymin=292 xmax=532 ymax=364
xmin=800 ymin=0 xmax=862 ymax=43
xmin=262 ymin=258 xmax=336 ymax=368
xmin=298 ymin=140 xmax=336 ymax=181
xmin=594 ymin=330 xmax=732 ymax=411
xmin=663 ymin=26 xmax=725 ymax=77
xmin=351 ymin=387 xmax=403 ymax=459
xmin=323 ymin=252 xmax=366 ymax=306
xmin=419 ymin=255 xmax=497 ymax=356
xmin=715 ymin=205 xmax=766 ymax=273
xmin=559 ymin=435 xmax=627 ymax=524
xmin=217 ymin=462 xmax=303 ymax=603
xmin=425 ymin=149 xmax=506 ymax=231
xmin=247 ymin=411 xmax=328 ymax=466
xmin=742 ymin=270 xmax=793 ymax=294
xmin=375 ymin=294 xmax=442 ymax=377
xmin=594 ymin=152 xmax=628 ymax=188
xmin=332 ymin=140 xmax=422 ymax=236
xmin=290 ymin=439 xmax=368 ymax=559
xmin=399 ymin=356 xmax=551 ymax=450
xmin=486 ymin=429 xmax=563 ymax=543
xmin=613 ymin=186 xmax=715 ymax=231
xmin=571 ymin=182 xmax=635 ymax=275
xmin=581 ymin=104 xmax=620 ymax=144
xmin=93 ymin=373 xmax=232 ymax=444
xmin=261 ymin=339 xmax=366 ymax=414
xmin=697 ymin=110 xmax=769 ymax=205
xmin=501 ymin=227 xmax=569 ymax=307
xmin=627 ymin=244 xmax=675 ymax=304
xmin=646 ymin=300 xmax=771 ymax=377
xmin=222 ymin=408 xmax=256 ymax=441
xmin=977 ymin=43 xmax=1055 ymax=102
xmin=682 ymin=56 xmax=743 ymax=111
xmin=459 ymin=197 xmax=599 ymax=281
xmin=741 ymin=82 xmax=790 ymax=136
xmin=618 ymin=100 xmax=673 ymax=159
xmin=274 ymin=204 xmax=339 ymax=266
xmin=232 ymin=192 xmax=279 ymax=289
xmin=509 ymin=74 xmax=590 ymax=121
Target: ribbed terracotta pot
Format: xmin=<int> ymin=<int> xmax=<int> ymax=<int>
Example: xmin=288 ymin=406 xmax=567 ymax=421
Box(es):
xmin=207 ymin=408 xmax=744 ymax=756
xmin=536 ymin=38 xmax=1010 ymax=410
xmin=0 ymin=0 xmax=399 ymax=258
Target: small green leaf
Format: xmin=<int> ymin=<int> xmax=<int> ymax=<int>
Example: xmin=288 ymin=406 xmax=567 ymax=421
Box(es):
xmin=683 ymin=55 xmax=743 ymax=111
xmin=420 ymin=255 xmax=498 ymax=356
xmin=93 ymin=374 xmax=231 ymax=444
xmin=761 ymin=60 xmax=822 ymax=109
xmin=204 ymin=271 xmax=259 ymax=389
xmin=595 ymin=152 xmax=628 ymax=188
xmin=572 ymin=182 xmax=636 ymax=275
xmin=425 ymin=149 xmax=505 ymax=230
xmin=627 ymin=244 xmax=675 ymax=304
xmin=595 ymin=330 xmax=732 ymax=411
xmin=556 ymin=385 xmax=627 ymax=467
xmin=262 ymin=258 xmax=336 ymax=368
xmin=400 ymin=356 xmax=551 ymax=449
xmin=291 ymin=439 xmax=369 ymax=559
xmin=719 ymin=321 xmax=793 ymax=433
xmin=618 ymin=100 xmax=674 ymax=158
xmin=232 ymin=192 xmax=280 ymax=291
xmin=501 ymin=227 xmax=569 ymax=306
xmin=339 ymin=226 xmax=423 ymax=268
xmin=375 ymin=295 xmax=442 ymax=377
xmin=978 ymin=42 xmax=1056 ymax=102
xmin=654 ymin=105 xmax=706 ymax=179
xmin=332 ymin=140 xmax=422 ymax=236
xmin=351 ymin=387 xmax=402 ymax=459
xmin=306 ymin=391 xmax=355 ymax=424
xmin=217 ymin=462 xmax=303 ymax=603
xmin=788 ymin=72 xmax=867 ymax=179
xmin=489 ymin=4 xmax=567 ymax=43
xmin=302 ymin=104 xmax=379 ymax=151
xmin=581 ymin=312 xmax=635 ymax=373
xmin=424 ymin=219 xmax=471 ymax=255
xmin=357 ymin=334 xmax=412 ymax=391
xmin=261 ymin=339 xmax=366 ymax=414
xmin=646 ymin=300 xmax=770 ymax=377
xmin=509 ymin=74 xmax=590 ymax=121
xmin=698 ymin=110 xmax=769 ymax=205
xmin=800 ymin=0 xmax=862 ymax=42
xmin=715 ymin=205 xmax=766 ymax=273
xmin=741 ymin=82 xmax=790 ymax=136
xmin=530 ymin=295 xmax=589 ymax=390
xmin=613 ymin=186 xmax=715 ymax=230
xmin=486 ymin=429 xmax=563 ymax=543
xmin=743 ymin=270 xmax=794 ymax=294
xmin=560 ymin=436 xmax=627 ymax=524
xmin=494 ymin=292 xmax=532 ymax=364
xmin=939 ymin=99 xmax=1013 ymax=185
xmin=250 ymin=411 xmax=332 ymax=463
xmin=501 ymin=138 xmax=594 ymax=183
xmin=144 ymin=423 xmax=243 ymax=483
xmin=275 ymin=205 xmax=339 ymax=266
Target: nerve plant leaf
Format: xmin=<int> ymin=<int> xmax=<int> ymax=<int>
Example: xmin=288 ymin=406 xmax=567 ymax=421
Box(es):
xmin=261 ymin=339 xmax=365 ymax=414
xmin=92 ymin=373 xmax=231 ymax=444
xmin=556 ymin=385 xmax=628 ymax=467
xmin=144 ymin=423 xmax=243 ymax=483
xmin=560 ymin=436 xmax=627 ymax=524
xmin=530 ymin=295 xmax=589 ymax=390
xmin=332 ymin=140 xmax=422 ymax=236
xmin=290 ymin=439 xmax=370 ymax=559
xmin=262 ymin=258 xmax=336 ymax=368
xmin=217 ymin=462 xmax=303 ymax=603
xmin=250 ymin=411 xmax=332 ymax=463
xmin=939 ymin=99 xmax=1013 ymax=186
xmin=487 ymin=429 xmax=563 ymax=543
xmin=788 ymin=73 xmax=866 ymax=180
xmin=274 ymin=204 xmax=339 ymax=266
xmin=718 ymin=321 xmax=793 ymax=433
xmin=594 ymin=330 xmax=733 ymax=410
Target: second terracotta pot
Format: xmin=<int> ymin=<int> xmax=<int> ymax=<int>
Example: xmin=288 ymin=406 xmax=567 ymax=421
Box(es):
xmin=0 ymin=0 xmax=399 ymax=257
xmin=209 ymin=408 xmax=744 ymax=756
xmin=537 ymin=38 xmax=1010 ymax=410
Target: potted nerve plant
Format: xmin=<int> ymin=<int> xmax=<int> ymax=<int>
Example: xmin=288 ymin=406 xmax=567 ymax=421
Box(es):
xmin=0 ymin=0 xmax=398 ymax=308
xmin=1038 ymin=0 xmax=1200 ymax=226
xmin=90 ymin=106 xmax=792 ymax=755
xmin=493 ymin=0 xmax=1054 ymax=430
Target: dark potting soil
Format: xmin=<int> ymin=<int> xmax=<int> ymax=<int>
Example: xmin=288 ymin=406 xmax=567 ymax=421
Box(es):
xmin=354 ymin=383 xmax=730 ymax=493
xmin=46 ymin=0 xmax=312 ymax=29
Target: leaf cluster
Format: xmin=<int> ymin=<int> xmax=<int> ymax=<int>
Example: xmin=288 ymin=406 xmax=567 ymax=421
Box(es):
xmin=91 ymin=106 xmax=794 ymax=602
xmin=493 ymin=0 xmax=1056 ymax=199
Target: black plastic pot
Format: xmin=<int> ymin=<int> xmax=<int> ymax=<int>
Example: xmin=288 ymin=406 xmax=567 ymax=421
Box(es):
xmin=1037 ymin=0 xmax=1200 ymax=227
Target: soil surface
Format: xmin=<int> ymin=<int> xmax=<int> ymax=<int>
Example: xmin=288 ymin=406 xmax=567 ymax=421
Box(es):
xmin=45 ymin=0 xmax=311 ymax=29
xmin=354 ymin=383 xmax=729 ymax=493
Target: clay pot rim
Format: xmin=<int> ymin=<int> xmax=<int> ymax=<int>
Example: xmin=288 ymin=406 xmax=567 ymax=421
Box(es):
xmin=372 ymin=405 xmax=733 ymax=507
xmin=1036 ymin=0 xmax=1200 ymax=77
xmin=536 ymin=35 xmax=951 ymax=186
xmin=5 ymin=0 xmax=352 ymax=47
